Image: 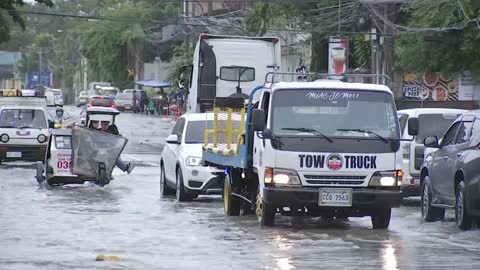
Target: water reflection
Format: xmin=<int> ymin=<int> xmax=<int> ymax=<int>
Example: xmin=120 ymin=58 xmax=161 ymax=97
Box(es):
xmin=382 ymin=244 xmax=398 ymax=270
xmin=276 ymin=257 xmax=295 ymax=270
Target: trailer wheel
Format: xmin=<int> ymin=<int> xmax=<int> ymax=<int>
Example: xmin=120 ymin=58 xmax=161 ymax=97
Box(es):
xmin=223 ymin=173 xmax=241 ymax=216
xmin=256 ymin=188 xmax=276 ymax=226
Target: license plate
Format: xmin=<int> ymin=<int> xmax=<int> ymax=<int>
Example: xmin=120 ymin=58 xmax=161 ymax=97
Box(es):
xmin=6 ymin=152 xmax=22 ymax=158
xmin=125 ymin=106 xmax=131 ymax=109
xmin=318 ymin=188 xmax=353 ymax=207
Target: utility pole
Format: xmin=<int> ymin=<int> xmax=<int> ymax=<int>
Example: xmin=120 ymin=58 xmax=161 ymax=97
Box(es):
xmin=38 ymin=48 xmax=43 ymax=86
xmin=383 ymin=3 xmax=394 ymax=88
xmin=208 ymin=0 xmax=213 ymax=16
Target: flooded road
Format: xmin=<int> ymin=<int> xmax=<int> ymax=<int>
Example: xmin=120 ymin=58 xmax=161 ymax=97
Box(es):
xmin=1 ymin=109 xmax=480 ymax=270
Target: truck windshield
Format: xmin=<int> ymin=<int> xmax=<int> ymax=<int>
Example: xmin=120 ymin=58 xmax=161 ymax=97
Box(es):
xmin=271 ymin=89 xmax=399 ymax=140
xmin=416 ymin=113 xmax=461 ymax=143
xmin=0 ymin=109 xmax=47 ymax=129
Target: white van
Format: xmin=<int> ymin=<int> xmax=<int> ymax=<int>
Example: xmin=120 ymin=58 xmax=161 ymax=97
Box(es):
xmin=0 ymin=90 xmax=49 ymax=164
xmin=398 ymin=108 xmax=466 ymax=196
xmin=180 ymin=34 xmax=281 ymax=113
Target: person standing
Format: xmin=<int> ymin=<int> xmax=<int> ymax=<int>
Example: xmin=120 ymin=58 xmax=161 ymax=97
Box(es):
xmin=139 ymin=91 xmax=145 ymax=114
xmin=132 ymin=90 xmax=138 ymax=113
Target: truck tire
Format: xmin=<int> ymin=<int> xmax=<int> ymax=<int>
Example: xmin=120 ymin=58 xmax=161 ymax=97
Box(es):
xmin=223 ymin=173 xmax=241 ymax=216
xmin=176 ymin=168 xmax=192 ymax=202
xmin=255 ymin=188 xmax=276 ymax=226
xmin=371 ymin=208 xmax=391 ymax=229
xmin=421 ymin=177 xmax=445 ymax=222
xmin=456 ymin=181 xmax=473 ymax=230
xmin=160 ymin=164 xmax=175 ymax=196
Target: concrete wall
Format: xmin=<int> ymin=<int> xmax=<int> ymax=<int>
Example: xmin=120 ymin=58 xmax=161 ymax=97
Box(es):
xmin=143 ymin=60 xmax=172 ymax=81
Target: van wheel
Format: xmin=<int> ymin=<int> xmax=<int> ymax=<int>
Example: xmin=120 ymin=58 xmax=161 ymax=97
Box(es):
xmin=456 ymin=181 xmax=473 ymax=230
xmin=371 ymin=208 xmax=391 ymax=229
xmin=176 ymin=168 xmax=192 ymax=202
xmin=160 ymin=164 xmax=175 ymax=196
xmin=421 ymin=177 xmax=445 ymax=222
xmin=223 ymin=173 xmax=241 ymax=216
xmin=256 ymin=188 xmax=276 ymax=226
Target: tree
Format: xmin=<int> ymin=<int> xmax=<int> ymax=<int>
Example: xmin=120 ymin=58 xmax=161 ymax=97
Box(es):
xmin=0 ymin=0 xmax=53 ymax=43
xmin=395 ymin=0 xmax=480 ymax=75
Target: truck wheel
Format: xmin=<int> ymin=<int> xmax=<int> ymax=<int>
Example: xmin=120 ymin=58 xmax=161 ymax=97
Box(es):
xmin=421 ymin=177 xmax=445 ymax=222
xmin=160 ymin=164 xmax=175 ymax=196
xmin=256 ymin=189 xmax=276 ymax=226
xmin=456 ymin=181 xmax=473 ymax=230
xmin=371 ymin=208 xmax=391 ymax=229
xmin=176 ymin=168 xmax=192 ymax=202
xmin=223 ymin=173 xmax=241 ymax=216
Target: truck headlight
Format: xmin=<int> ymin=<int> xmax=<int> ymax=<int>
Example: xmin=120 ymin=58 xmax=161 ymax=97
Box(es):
xmin=0 ymin=134 xmax=9 ymax=143
xmin=37 ymin=134 xmax=48 ymax=143
xmin=186 ymin=156 xmax=202 ymax=166
xmin=264 ymin=168 xmax=301 ymax=186
xmin=369 ymin=170 xmax=403 ymax=186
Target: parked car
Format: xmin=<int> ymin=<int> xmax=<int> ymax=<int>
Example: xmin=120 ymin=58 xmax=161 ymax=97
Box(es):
xmin=420 ymin=111 xmax=480 ymax=230
xmin=46 ymin=88 xmax=64 ymax=106
xmin=160 ymin=113 xmax=223 ymax=201
xmin=398 ymin=108 xmax=466 ymax=197
xmin=115 ymin=92 xmax=133 ymax=111
xmin=76 ymin=91 xmax=89 ymax=107
xmin=88 ymin=95 xmax=117 ymax=109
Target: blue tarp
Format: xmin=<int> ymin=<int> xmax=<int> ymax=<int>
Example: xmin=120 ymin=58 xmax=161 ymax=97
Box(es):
xmin=134 ymin=80 xmax=171 ymax=88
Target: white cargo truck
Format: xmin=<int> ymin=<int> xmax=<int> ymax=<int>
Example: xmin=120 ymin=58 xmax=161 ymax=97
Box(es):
xmin=179 ymin=34 xmax=281 ymax=113
xmin=201 ymin=73 xmax=419 ymax=229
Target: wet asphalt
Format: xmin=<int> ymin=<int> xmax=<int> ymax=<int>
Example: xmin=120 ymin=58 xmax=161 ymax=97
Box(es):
xmin=1 ymin=107 xmax=480 ymax=270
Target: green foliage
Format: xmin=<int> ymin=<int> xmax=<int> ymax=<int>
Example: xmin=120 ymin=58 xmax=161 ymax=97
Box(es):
xmin=0 ymin=0 xmax=53 ymax=43
xmin=167 ymin=44 xmax=194 ymax=86
xmin=75 ymin=1 xmax=178 ymax=87
xmin=245 ymin=0 xmax=294 ymax=36
xmin=395 ymin=0 xmax=480 ymax=75
xmin=352 ymin=35 xmax=371 ymax=70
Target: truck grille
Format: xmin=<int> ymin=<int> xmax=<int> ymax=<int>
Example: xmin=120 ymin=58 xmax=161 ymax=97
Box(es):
xmin=303 ymin=174 xmax=366 ymax=186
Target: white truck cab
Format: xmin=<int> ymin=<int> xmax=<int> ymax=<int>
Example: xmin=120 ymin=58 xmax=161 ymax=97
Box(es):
xmin=0 ymin=89 xmax=49 ymax=164
xmin=180 ymin=34 xmax=281 ymax=113
xmin=397 ymin=108 xmax=466 ymax=197
xmin=203 ymin=73 xmax=415 ymax=229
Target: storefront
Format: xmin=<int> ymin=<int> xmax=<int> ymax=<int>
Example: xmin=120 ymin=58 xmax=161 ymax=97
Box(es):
xmin=397 ymin=72 xmax=480 ymax=110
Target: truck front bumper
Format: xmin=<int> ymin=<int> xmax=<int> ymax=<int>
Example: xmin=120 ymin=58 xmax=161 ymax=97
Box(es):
xmin=264 ymin=186 xmax=402 ymax=209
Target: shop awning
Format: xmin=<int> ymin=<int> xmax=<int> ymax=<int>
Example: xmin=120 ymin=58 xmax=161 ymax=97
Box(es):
xmin=134 ymin=80 xmax=171 ymax=88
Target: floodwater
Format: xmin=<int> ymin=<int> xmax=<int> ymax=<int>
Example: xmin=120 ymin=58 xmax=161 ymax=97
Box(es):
xmin=1 ymin=109 xmax=480 ymax=270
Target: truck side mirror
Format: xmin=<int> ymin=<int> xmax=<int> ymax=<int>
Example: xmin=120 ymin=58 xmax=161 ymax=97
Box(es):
xmin=178 ymin=79 xmax=186 ymax=90
xmin=252 ymin=109 xmax=266 ymax=131
xmin=408 ymin=117 xmax=419 ymax=136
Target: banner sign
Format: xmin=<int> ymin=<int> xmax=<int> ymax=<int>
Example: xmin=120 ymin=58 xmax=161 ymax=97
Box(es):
xmin=328 ymin=36 xmax=348 ymax=75
xmin=26 ymin=71 xmax=51 ymax=89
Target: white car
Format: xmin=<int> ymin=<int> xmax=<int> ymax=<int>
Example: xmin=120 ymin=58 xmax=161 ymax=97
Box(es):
xmin=160 ymin=113 xmax=223 ymax=201
xmin=397 ymin=108 xmax=466 ymax=197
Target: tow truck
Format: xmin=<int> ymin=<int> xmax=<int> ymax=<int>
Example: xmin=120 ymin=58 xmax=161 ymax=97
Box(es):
xmin=0 ymin=89 xmax=50 ymax=164
xmin=202 ymin=73 xmax=419 ymax=229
